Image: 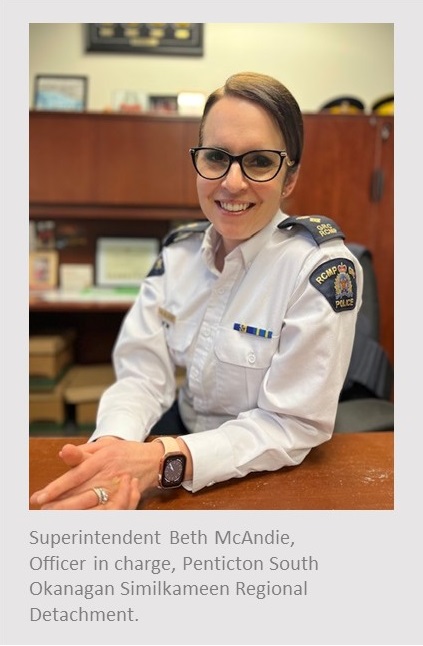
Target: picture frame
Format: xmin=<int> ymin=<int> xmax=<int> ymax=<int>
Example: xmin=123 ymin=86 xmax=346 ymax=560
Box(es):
xmin=148 ymin=95 xmax=178 ymax=114
xmin=96 ymin=238 xmax=160 ymax=287
xmin=86 ymin=23 xmax=204 ymax=57
xmin=112 ymin=89 xmax=149 ymax=113
xmin=29 ymin=250 xmax=59 ymax=290
xmin=33 ymin=75 xmax=88 ymax=111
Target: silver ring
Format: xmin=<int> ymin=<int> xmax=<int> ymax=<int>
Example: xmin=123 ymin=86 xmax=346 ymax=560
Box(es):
xmin=92 ymin=487 xmax=109 ymax=505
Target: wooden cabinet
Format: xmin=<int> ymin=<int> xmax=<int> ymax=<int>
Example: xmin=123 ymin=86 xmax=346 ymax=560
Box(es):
xmin=285 ymin=114 xmax=394 ymax=365
xmin=29 ymin=111 xmax=393 ymax=366
xmin=30 ymin=110 xmax=201 ymax=217
xmin=29 ymin=111 xmax=204 ymax=364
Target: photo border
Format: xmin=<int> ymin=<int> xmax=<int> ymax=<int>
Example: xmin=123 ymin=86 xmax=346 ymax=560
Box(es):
xmin=29 ymin=250 xmax=59 ymax=290
xmin=33 ymin=74 xmax=88 ymax=111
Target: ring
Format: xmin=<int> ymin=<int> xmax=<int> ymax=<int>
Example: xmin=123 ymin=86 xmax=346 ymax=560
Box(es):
xmin=92 ymin=487 xmax=109 ymax=505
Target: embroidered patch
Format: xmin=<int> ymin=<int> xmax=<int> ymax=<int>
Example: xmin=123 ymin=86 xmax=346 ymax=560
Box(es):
xmin=147 ymin=254 xmax=164 ymax=277
xmin=309 ymin=258 xmax=357 ymax=312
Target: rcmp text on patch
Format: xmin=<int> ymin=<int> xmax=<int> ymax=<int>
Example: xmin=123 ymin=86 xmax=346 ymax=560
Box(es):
xmin=309 ymin=258 xmax=357 ymax=312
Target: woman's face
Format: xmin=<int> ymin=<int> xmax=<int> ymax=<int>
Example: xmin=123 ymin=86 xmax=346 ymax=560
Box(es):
xmin=197 ymin=95 xmax=296 ymax=254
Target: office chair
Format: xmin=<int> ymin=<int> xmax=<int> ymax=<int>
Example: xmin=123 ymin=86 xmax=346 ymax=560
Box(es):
xmin=334 ymin=243 xmax=394 ymax=433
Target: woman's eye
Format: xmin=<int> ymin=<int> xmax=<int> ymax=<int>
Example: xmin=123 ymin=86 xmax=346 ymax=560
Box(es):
xmin=248 ymin=154 xmax=272 ymax=168
xmin=205 ymin=150 xmax=226 ymax=163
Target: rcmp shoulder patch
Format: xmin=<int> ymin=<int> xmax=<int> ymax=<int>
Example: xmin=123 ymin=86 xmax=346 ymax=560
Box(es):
xmin=278 ymin=215 xmax=345 ymax=245
xmin=309 ymin=258 xmax=357 ymax=312
xmin=147 ymin=253 xmax=165 ymax=277
xmin=163 ymin=220 xmax=209 ymax=247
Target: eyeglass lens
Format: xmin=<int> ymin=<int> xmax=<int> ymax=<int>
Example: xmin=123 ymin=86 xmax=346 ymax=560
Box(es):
xmin=192 ymin=148 xmax=284 ymax=181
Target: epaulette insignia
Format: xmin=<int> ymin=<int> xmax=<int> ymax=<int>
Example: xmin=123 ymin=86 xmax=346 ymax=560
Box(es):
xmin=309 ymin=258 xmax=357 ymax=312
xmin=163 ymin=221 xmax=209 ymax=247
xmin=147 ymin=254 xmax=165 ymax=277
xmin=278 ymin=215 xmax=345 ymax=245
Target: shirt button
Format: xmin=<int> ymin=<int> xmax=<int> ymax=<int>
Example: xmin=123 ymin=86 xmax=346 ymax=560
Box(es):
xmin=247 ymin=352 xmax=256 ymax=364
xmin=202 ymin=327 xmax=210 ymax=337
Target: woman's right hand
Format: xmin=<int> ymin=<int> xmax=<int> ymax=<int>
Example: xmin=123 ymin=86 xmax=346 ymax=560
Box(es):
xmin=30 ymin=437 xmax=164 ymax=510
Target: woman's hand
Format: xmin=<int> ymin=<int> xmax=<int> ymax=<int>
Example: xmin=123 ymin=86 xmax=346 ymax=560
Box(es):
xmin=30 ymin=437 xmax=164 ymax=510
xmin=62 ymin=473 xmax=141 ymax=510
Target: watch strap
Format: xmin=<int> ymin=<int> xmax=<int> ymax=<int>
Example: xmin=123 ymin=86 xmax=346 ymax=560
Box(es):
xmin=152 ymin=436 xmax=181 ymax=455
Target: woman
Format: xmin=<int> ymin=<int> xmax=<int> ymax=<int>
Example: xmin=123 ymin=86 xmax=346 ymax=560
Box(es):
xmin=30 ymin=71 xmax=362 ymax=510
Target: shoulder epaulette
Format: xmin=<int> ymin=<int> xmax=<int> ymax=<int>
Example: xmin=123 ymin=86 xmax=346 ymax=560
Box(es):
xmin=163 ymin=221 xmax=209 ymax=246
xmin=278 ymin=215 xmax=345 ymax=245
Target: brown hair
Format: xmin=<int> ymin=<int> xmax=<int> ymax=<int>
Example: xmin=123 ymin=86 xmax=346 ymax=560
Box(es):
xmin=199 ymin=72 xmax=304 ymax=176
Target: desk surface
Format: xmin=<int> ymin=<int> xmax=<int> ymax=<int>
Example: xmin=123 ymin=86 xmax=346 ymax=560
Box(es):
xmin=29 ymin=432 xmax=393 ymax=511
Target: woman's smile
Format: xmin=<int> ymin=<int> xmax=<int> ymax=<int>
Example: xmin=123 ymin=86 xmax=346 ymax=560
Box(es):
xmin=216 ymin=200 xmax=254 ymax=213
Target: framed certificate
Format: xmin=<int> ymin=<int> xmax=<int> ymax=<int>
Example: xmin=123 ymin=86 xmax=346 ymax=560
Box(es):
xmin=33 ymin=75 xmax=88 ymax=111
xmin=96 ymin=238 xmax=160 ymax=287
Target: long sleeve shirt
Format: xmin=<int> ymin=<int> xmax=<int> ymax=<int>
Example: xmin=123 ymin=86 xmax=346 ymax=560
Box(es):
xmin=91 ymin=211 xmax=362 ymax=492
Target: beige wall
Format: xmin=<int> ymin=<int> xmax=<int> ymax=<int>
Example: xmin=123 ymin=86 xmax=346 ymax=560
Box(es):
xmin=29 ymin=23 xmax=393 ymax=113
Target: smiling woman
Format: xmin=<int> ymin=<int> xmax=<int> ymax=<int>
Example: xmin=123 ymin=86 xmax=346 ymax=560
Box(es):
xmin=30 ymin=71 xmax=363 ymax=511
xmin=193 ymin=93 xmax=298 ymax=255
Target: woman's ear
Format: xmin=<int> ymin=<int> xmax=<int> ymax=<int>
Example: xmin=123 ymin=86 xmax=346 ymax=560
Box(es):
xmin=282 ymin=168 xmax=300 ymax=199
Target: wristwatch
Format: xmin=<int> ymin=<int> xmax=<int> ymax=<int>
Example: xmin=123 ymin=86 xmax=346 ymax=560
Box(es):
xmin=153 ymin=437 xmax=187 ymax=489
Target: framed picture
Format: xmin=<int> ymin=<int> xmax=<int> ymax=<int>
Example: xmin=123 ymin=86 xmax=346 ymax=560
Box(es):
xmin=96 ymin=238 xmax=160 ymax=287
xmin=86 ymin=23 xmax=203 ymax=56
xmin=112 ymin=89 xmax=149 ymax=113
xmin=29 ymin=251 xmax=59 ymax=290
xmin=148 ymin=95 xmax=178 ymax=114
xmin=33 ymin=75 xmax=88 ymax=111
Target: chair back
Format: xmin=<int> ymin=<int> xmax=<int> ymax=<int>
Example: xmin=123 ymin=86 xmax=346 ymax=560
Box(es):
xmin=341 ymin=244 xmax=393 ymax=401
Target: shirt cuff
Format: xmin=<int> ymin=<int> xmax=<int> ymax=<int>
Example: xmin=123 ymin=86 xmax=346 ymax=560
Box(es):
xmin=179 ymin=429 xmax=236 ymax=493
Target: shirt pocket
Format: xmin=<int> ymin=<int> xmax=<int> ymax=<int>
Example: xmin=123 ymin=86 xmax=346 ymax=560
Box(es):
xmin=164 ymin=319 xmax=198 ymax=366
xmin=213 ymin=327 xmax=279 ymax=414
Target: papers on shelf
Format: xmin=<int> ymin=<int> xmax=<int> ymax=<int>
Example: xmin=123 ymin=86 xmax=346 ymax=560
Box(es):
xmin=31 ymin=286 xmax=139 ymax=303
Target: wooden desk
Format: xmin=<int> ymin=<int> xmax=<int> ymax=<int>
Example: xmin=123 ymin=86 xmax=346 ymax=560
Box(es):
xmin=29 ymin=432 xmax=393 ymax=510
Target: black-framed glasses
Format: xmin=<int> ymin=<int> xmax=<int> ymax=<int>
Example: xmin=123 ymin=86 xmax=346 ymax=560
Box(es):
xmin=189 ymin=147 xmax=294 ymax=182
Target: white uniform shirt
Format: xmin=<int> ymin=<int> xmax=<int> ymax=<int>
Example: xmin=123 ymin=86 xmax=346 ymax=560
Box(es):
xmin=91 ymin=211 xmax=362 ymax=492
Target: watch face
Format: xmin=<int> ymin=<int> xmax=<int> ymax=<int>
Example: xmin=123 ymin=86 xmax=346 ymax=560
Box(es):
xmin=162 ymin=455 xmax=186 ymax=488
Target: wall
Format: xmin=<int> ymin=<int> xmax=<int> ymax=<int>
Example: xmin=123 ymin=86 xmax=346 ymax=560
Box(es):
xmin=29 ymin=23 xmax=393 ymax=113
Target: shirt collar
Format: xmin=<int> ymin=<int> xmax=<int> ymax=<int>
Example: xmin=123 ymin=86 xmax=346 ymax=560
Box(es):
xmin=201 ymin=210 xmax=288 ymax=270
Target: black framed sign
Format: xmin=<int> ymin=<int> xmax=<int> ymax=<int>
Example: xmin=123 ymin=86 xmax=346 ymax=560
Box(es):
xmin=86 ymin=23 xmax=204 ymax=56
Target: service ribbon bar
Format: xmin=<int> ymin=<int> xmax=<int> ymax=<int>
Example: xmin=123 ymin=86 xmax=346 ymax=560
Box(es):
xmin=233 ymin=323 xmax=273 ymax=339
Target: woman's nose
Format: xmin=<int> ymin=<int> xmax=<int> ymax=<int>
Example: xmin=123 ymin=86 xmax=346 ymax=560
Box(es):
xmin=221 ymin=161 xmax=248 ymax=191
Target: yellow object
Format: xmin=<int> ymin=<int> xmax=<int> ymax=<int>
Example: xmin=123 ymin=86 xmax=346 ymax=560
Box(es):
xmin=326 ymin=103 xmax=363 ymax=114
xmin=372 ymin=95 xmax=394 ymax=115
xmin=320 ymin=96 xmax=364 ymax=114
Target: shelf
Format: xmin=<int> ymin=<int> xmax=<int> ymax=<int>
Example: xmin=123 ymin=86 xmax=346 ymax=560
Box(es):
xmin=30 ymin=289 xmax=136 ymax=313
xmin=30 ymin=204 xmax=204 ymax=221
